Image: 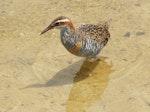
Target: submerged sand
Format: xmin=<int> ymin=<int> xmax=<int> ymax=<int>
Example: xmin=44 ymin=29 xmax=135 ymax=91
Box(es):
xmin=0 ymin=0 xmax=150 ymax=112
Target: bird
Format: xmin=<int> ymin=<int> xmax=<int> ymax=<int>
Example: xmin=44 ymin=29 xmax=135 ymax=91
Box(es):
xmin=41 ymin=16 xmax=111 ymax=61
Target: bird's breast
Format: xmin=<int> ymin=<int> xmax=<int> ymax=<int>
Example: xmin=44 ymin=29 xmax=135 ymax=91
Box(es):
xmin=60 ymin=29 xmax=79 ymax=54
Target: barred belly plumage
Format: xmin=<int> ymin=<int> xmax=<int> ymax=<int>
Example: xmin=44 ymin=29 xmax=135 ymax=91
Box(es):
xmin=61 ymin=33 xmax=102 ymax=58
xmin=76 ymin=37 xmax=102 ymax=58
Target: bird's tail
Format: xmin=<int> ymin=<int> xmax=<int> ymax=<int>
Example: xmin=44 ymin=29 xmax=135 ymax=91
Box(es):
xmin=98 ymin=18 xmax=112 ymax=29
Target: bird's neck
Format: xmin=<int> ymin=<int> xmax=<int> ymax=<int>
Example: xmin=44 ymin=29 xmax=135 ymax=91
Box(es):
xmin=67 ymin=21 xmax=75 ymax=31
xmin=60 ymin=22 xmax=75 ymax=35
xmin=60 ymin=26 xmax=73 ymax=37
xmin=60 ymin=21 xmax=75 ymax=31
xmin=60 ymin=21 xmax=76 ymax=40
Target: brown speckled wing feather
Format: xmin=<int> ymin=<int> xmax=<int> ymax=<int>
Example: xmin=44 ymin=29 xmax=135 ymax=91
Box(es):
xmin=76 ymin=21 xmax=110 ymax=46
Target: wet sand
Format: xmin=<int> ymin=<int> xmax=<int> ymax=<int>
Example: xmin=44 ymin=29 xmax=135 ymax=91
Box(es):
xmin=0 ymin=0 xmax=150 ymax=112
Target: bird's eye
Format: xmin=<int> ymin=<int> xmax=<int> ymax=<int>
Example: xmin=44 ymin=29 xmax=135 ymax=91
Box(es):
xmin=55 ymin=22 xmax=60 ymax=26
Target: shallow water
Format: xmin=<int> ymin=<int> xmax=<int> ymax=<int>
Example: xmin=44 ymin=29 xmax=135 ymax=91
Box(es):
xmin=67 ymin=58 xmax=114 ymax=112
xmin=0 ymin=0 xmax=150 ymax=112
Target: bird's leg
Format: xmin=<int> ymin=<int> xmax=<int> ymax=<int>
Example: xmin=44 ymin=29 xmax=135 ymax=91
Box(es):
xmin=87 ymin=56 xmax=100 ymax=62
xmin=87 ymin=58 xmax=95 ymax=62
xmin=95 ymin=55 xmax=101 ymax=61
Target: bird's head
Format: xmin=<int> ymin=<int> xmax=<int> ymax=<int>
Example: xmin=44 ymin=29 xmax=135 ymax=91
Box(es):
xmin=41 ymin=16 xmax=74 ymax=35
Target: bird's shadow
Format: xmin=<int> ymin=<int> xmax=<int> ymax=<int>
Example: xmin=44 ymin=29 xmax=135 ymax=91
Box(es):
xmin=24 ymin=59 xmax=84 ymax=88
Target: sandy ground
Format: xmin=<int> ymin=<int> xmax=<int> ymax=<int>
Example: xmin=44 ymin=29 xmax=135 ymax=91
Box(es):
xmin=0 ymin=0 xmax=150 ymax=112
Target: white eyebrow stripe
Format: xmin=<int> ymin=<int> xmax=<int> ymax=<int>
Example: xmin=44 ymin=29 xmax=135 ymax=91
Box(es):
xmin=56 ymin=19 xmax=70 ymax=23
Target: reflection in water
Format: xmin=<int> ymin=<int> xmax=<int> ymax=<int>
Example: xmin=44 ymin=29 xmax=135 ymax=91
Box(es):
xmin=66 ymin=58 xmax=114 ymax=112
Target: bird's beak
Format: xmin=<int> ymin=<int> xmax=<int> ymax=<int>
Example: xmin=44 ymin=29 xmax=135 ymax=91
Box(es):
xmin=40 ymin=24 xmax=53 ymax=35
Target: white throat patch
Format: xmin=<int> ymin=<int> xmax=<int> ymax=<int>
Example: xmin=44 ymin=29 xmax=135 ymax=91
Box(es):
xmin=56 ymin=18 xmax=70 ymax=23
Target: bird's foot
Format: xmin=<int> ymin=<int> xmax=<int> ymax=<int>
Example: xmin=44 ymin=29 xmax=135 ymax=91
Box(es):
xmin=87 ymin=56 xmax=109 ymax=62
xmin=87 ymin=57 xmax=100 ymax=62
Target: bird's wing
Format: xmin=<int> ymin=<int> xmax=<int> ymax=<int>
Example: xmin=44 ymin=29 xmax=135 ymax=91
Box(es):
xmin=76 ymin=23 xmax=110 ymax=46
